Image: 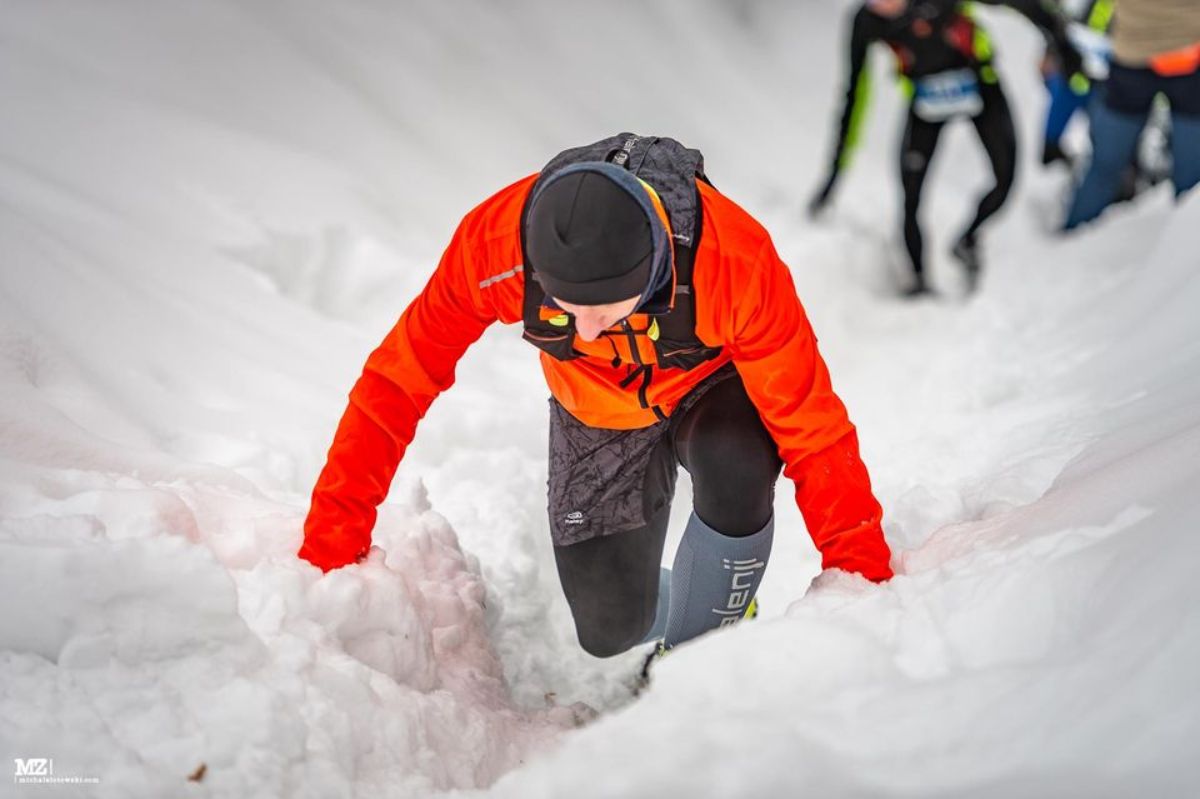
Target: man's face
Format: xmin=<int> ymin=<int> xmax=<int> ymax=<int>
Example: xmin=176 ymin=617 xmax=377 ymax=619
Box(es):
xmin=867 ymin=0 xmax=909 ymax=18
xmin=553 ymin=295 xmax=641 ymax=342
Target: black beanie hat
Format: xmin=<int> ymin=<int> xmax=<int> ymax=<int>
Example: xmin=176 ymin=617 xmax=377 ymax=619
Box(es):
xmin=524 ymin=162 xmax=668 ymax=306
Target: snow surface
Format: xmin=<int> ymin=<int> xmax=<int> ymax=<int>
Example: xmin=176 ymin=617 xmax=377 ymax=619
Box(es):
xmin=2 ymin=1 xmax=1198 ymax=797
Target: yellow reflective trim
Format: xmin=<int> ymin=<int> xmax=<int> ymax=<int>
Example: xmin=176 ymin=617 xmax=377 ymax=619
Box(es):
xmin=843 ymin=65 xmax=873 ymax=165
xmin=548 ymin=314 xmax=570 ymax=327
xmin=958 ymin=3 xmax=994 ymax=61
xmin=636 ymin=177 xmax=675 ymax=240
xmin=1088 ymin=0 xmax=1114 ymax=33
xmin=973 ymin=27 xmax=993 ymax=61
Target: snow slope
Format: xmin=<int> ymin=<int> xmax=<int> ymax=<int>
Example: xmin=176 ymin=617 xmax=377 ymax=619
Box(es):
xmin=2 ymin=1 xmax=1198 ymax=797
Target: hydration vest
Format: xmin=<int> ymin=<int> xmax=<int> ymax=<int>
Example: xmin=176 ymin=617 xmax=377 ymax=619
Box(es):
xmin=519 ymin=133 xmax=724 ymax=373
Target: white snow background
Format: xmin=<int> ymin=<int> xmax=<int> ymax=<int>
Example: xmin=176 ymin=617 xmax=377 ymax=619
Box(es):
xmin=2 ymin=1 xmax=1198 ymax=797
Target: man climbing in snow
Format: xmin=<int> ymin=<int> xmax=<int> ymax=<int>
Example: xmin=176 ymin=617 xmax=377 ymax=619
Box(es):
xmin=299 ymin=134 xmax=893 ymax=663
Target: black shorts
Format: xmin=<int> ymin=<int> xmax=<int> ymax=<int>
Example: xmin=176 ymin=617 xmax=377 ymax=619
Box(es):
xmin=546 ymin=364 xmax=737 ymax=546
xmin=1106 ymin=61 xmax=1200 ymax=116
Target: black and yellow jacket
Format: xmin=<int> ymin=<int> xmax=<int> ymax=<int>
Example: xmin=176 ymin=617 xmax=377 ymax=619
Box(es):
xmin=825 ymin=0 xmax=1076 ymax=173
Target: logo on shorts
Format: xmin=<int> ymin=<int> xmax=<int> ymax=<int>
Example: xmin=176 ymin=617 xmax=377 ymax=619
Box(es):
xmin=564 ymin=511 xmax=585 ymax=525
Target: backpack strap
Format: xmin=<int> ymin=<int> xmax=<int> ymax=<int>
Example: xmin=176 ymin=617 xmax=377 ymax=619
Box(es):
xmin=652 ymin=183 xmax=723 ymax=371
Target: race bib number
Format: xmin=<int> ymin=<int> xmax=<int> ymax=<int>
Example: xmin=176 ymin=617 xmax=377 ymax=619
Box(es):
xmin=913 ymin=69 xmax=983 ymax=121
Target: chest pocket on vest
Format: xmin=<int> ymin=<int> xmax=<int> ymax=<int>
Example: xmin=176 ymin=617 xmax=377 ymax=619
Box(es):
xmin=523 ymin=308 xmax=580 ymax=360
xmin=654 ymin=320 xmax=720 ymax=370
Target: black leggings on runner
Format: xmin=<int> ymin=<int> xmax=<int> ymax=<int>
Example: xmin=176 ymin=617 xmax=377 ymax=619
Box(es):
xmin=553 ymin=376 xmax=783 ymax=657
xmin=900 ymin=80 xmax=1016 ymax=278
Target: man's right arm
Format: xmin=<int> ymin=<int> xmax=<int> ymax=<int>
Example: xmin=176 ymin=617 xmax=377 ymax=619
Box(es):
xmin=299 ymin=211 xmax=506 ymax=571
xmin=812 ymin=8 xmax=874 ymax=214
xmin=976 ymin=0 xmax=1083 ymax=76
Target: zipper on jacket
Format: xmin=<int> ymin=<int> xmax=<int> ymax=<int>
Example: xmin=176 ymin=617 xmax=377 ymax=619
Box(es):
xmin=620 ymin=320 xmax=667 ymax=421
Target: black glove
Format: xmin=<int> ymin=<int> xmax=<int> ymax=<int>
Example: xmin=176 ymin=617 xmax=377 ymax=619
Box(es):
xmin=1055 ymin=36 xmax=1085 ymax=79
xmin=808 ymin=173 xmax=838 ymax=218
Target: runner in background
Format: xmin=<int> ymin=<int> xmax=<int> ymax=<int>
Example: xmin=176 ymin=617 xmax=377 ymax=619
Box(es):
xmin=1063 ymin=0 xmax=1199 ymax=230
xmin=811 ymin=0 xmax=1080 ymax=296
xmin=1040 ymin=0 xmax=1114 ymax=168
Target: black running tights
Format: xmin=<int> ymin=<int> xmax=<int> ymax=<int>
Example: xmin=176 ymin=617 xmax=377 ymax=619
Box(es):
xmin=553 ymin=375 xmax=783 ymax=657
xmin=900 ymin=80 xmax=1017 ymax=278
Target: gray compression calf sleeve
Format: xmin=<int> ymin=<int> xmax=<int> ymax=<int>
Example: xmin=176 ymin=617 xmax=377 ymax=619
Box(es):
xmin=663 ymin=512 xmax=773 ymax=649
xmin=639 ymin=567 xmax=672 ymax=645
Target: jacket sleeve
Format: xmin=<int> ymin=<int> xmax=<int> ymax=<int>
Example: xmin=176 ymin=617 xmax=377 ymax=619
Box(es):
xmin=981 ymin=0 xmax=1064 ymax=32
xmin=298 ymin=218 xmax=497 ymax=571
xmin=727 ymin=237 xmax=893 ymax=582
xmin=824 ymin=7 xmax=875 ymax=183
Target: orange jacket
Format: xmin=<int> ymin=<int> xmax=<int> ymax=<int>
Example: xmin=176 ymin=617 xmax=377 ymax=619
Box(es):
xmin=300 ymin=175 xmax=893 ymax=581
